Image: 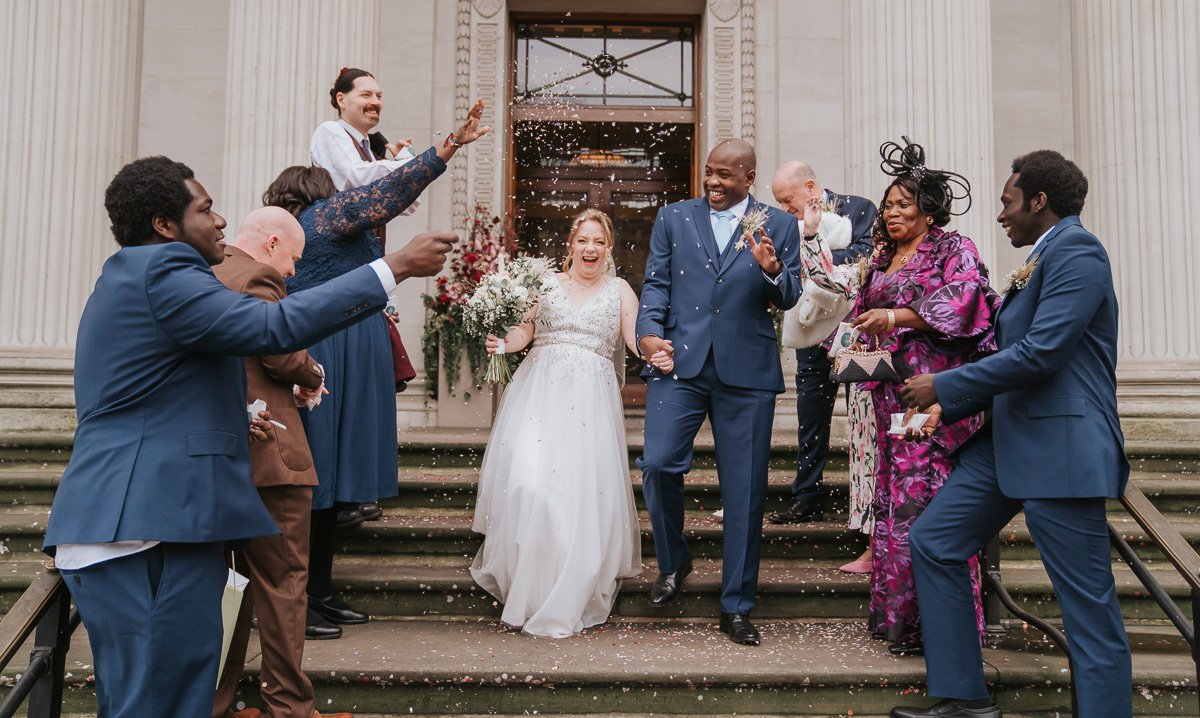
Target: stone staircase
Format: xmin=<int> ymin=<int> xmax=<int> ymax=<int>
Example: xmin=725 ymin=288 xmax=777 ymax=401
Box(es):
xmin=0 ymin=441 xmax=1196 ymax=717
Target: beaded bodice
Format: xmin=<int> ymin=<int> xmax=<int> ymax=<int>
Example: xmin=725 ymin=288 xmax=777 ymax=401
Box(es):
xmin=531 ymin=275 xmax=621 ymax=362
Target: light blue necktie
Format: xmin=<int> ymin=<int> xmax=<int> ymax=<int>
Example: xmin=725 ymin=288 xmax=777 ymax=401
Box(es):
xmin=712 ymin=210 xmax=735 ymax=253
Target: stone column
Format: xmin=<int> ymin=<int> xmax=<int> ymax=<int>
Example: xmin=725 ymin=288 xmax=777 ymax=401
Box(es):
xmin=221 ymin=0 xmax=380 ymax=233
xmin=0 ymin=0 xmax=143 ymax=441
xmin=702 ymin=0 xmax=757 ymax=153
xmin=843 ymin=0 xmax=998 ymax=269
xmin=1070 ymin=0 xmax=1200 ymax=446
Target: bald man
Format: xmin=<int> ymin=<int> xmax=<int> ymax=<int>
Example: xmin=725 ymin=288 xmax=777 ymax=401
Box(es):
xmin=768 ymin=163 xmax=875 ymax=528
xmin=210 ymin=207 xmax=349 ymax=718
xmin=636 ymin=139 xmax=803 ymax=645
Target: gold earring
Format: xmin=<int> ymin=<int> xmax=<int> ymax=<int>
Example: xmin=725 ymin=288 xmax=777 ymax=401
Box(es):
xmin=926 ymin=216 xmax=933 ymax=225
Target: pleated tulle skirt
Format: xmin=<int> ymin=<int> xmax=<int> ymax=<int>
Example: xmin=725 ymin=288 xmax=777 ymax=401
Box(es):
xmin=470 ymin=343 xmax=642 ymax=637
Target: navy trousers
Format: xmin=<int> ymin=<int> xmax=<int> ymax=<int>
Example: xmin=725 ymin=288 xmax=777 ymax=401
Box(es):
xmin=638 ymin=353 xmax=776 ymax=615
xmin=62 ymin=542 xmax=227 ymax=718
xmin=791 ymin=346 xmax=838 ymax=498
xmin=909 ymin=431 xmax=1132 ymax=717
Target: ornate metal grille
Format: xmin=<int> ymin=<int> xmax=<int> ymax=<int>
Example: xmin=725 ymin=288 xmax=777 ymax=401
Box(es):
xmin=514 ymin=22 xmax=694 ymax=107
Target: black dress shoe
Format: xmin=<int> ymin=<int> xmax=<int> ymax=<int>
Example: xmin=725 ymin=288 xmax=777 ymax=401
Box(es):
xmin=887 ymin=640 xmax=925 ymax=656
xmin=359 ymin=502 xmax=383 ymax=521
xmin=335 ymin=508 xmax=364 ymax=530
xmin=768 ymin=495 xmax=824 ymax=524
xmin=719 ymin=612 xmax=761 ymax=645
xmin=890 ymin=698 xmax=1001 ymax=718
xmin=648 ymin=557 xmax=692 ymax=607
xmin=310 ymin=594 xmax=369 ymax=625
xmin=305 ymin=607 xmax=342 ymax=640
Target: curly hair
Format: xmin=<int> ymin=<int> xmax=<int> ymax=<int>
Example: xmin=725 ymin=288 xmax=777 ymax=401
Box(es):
xmin=330 ymin=67 xmax=375 ymax=111
xmin=262 ymin=166 xmax=337 ymax=218
xmin=103 ymin=156 xmax=195 ymax=247
xmin=1011 ymin=150 xmax=1088 ymax=217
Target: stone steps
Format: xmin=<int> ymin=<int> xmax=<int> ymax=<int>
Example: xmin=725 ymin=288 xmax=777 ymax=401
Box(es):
xmin=19 ymin=621 xmax=1196 ymax=717
xmin=1 ymin=450 xmax=1197 ymax=716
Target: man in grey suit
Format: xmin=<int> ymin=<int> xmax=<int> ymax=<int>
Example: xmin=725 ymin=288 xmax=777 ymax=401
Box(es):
xmin=895 ymin=150 xmax=1131 ymax=718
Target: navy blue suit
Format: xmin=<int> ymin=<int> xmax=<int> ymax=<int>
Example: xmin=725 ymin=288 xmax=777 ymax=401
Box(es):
xmin=791 ymin=191 xmax=876 ymax=500
xmin=49 ymin=242 xmax=389 ymax=718
xmin=910 ymin=216 xmax=1132 ymax=716
xmin=636 ymin=195 xmax=802 ymax=614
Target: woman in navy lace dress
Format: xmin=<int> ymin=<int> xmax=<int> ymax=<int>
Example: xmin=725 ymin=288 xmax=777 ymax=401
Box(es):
xmin=263 ymin=102 xmax=488 ymax=633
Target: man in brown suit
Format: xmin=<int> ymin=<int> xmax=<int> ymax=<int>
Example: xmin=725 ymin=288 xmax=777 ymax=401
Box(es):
xmin=211 ymin=206 xmax=349 ymax=718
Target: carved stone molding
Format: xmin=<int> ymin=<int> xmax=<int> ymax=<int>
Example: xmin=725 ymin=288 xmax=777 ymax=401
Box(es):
xmin=453 ymin=0 xmax=472 ymax=225
xmin=740 ymin=0 xmax=756 ymax=144
xmin=473 ymin=22 xmax=500 ymax=211
xmin=711 ymin=26 xmax=737 ymax=142
xmin=709 ymin=0 xmax=740 ymax=22
xmin=473 ymin=0 xmax=502 ymax=18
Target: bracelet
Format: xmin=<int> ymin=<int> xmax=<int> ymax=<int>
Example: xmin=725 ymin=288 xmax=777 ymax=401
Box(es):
xmin=443 ymin=132 xmax=462 ymax=148
xmin=885 ymin=309 xmax=896 ymax=331
xmin=803 ymin=232 xmax=820 ymax=241
xmin=494 ymin=338 xmax=505 ymax=355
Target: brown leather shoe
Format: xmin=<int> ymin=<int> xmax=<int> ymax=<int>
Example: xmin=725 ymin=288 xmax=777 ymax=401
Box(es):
xmin=227 ymin=709 xmax=262 ymax=718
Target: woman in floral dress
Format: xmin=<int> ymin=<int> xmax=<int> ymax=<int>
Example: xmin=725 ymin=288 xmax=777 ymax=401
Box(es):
xmin=790 ymin=200 xmax=878 ymax=567
xmin=849 ymin=139 xmax=1000 ymax=655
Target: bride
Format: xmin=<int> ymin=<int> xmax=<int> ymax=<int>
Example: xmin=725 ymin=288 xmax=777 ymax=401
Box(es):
xmin=470 ymin=208 xmax=649 ymax=638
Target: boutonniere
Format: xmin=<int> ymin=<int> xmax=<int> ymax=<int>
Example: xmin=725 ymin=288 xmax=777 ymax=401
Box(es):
xmin=734 ymin=206 xmax=770 ymax=251
xmin=1004 ymin=255 xmax=1040 ymax=295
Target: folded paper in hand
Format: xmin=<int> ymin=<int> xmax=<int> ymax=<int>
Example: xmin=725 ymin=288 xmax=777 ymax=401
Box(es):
xmin=887 ymin=411 xmax=931 ymax=435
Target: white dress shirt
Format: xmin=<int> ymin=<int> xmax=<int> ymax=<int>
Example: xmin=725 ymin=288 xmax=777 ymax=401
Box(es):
xmin=310 ymin=119 xmax=419 ymax=215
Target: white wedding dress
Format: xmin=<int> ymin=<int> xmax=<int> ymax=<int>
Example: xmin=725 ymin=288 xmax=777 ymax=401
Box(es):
xmin=470 ymin=275 xmax=642 ymax=638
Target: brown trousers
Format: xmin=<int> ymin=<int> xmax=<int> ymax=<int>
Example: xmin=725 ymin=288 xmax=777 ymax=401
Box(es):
xmin=213 ymin=485 xmax=314 ymax=718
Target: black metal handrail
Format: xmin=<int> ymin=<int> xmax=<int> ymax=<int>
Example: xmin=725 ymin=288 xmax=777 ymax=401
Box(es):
xmin=0 ymin=567 xmax=79 ymax=718
xmin=983 ymin=481 xmax=1200 ymax=718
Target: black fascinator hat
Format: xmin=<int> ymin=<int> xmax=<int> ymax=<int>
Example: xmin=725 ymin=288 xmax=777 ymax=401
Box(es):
xmin=877 ymin=136 xmax=972 ymax=226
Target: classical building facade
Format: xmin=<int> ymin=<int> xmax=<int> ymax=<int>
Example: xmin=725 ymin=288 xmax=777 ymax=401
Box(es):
xmin=1 ymin=0 xmax=1196 ymax=449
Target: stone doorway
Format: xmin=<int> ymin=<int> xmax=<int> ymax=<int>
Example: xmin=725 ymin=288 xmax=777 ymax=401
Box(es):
xmin=508 ymin=18 xmax=699 ymax=403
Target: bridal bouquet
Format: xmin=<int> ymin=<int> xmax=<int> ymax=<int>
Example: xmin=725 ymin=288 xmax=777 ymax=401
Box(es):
xmin=462 ymin=255 xmax=549 ymax=384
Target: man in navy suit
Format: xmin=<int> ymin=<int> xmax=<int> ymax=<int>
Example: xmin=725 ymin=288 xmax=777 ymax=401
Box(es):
xmin=46 ymin=156 xmax=455 ymax=718
xmin=894 ymin=150 xmax=1132 ymax=718
xmin=636 ymin=139 xmax=803 ymax=645
xmin=768 ymin=161 xmax=875 ymax=524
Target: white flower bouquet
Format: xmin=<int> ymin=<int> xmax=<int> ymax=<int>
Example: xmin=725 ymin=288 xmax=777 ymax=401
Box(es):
xmin=462 ymin=255 xmax=549 ymax=384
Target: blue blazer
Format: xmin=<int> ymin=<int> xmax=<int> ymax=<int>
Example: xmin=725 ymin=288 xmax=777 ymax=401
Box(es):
xmin=935 ymin=216 xmax=1129 ymax=499
xmin=636 ymin=195 xmax=802 ymax=393
xmin=45 ymin=242 xmax=389 ymax=550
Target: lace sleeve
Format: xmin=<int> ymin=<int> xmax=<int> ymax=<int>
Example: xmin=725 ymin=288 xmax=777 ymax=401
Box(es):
xmin=308 ymin=146 xmax=447 ymax=239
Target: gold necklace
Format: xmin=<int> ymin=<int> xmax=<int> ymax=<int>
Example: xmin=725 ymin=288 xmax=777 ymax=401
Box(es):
xmin=897 ymin=250 xmax=916 ymax=265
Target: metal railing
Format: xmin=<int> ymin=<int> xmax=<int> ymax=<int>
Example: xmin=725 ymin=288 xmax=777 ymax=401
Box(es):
xmin=983 ymin=482 xmax=1200 ymax=718
xmin=0 ymin=568 xmax=80 ymax=718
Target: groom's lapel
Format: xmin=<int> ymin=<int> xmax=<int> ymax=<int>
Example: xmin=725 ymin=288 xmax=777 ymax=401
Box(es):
xmin=689 ymin=201 xmax=721 ymax=274
xmin=714 ymin=195 xmax=756 ymax=278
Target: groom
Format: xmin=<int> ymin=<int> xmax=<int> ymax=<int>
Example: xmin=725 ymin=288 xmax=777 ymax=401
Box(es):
xmin=636 ymin=139 xmax=802 ymax=645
